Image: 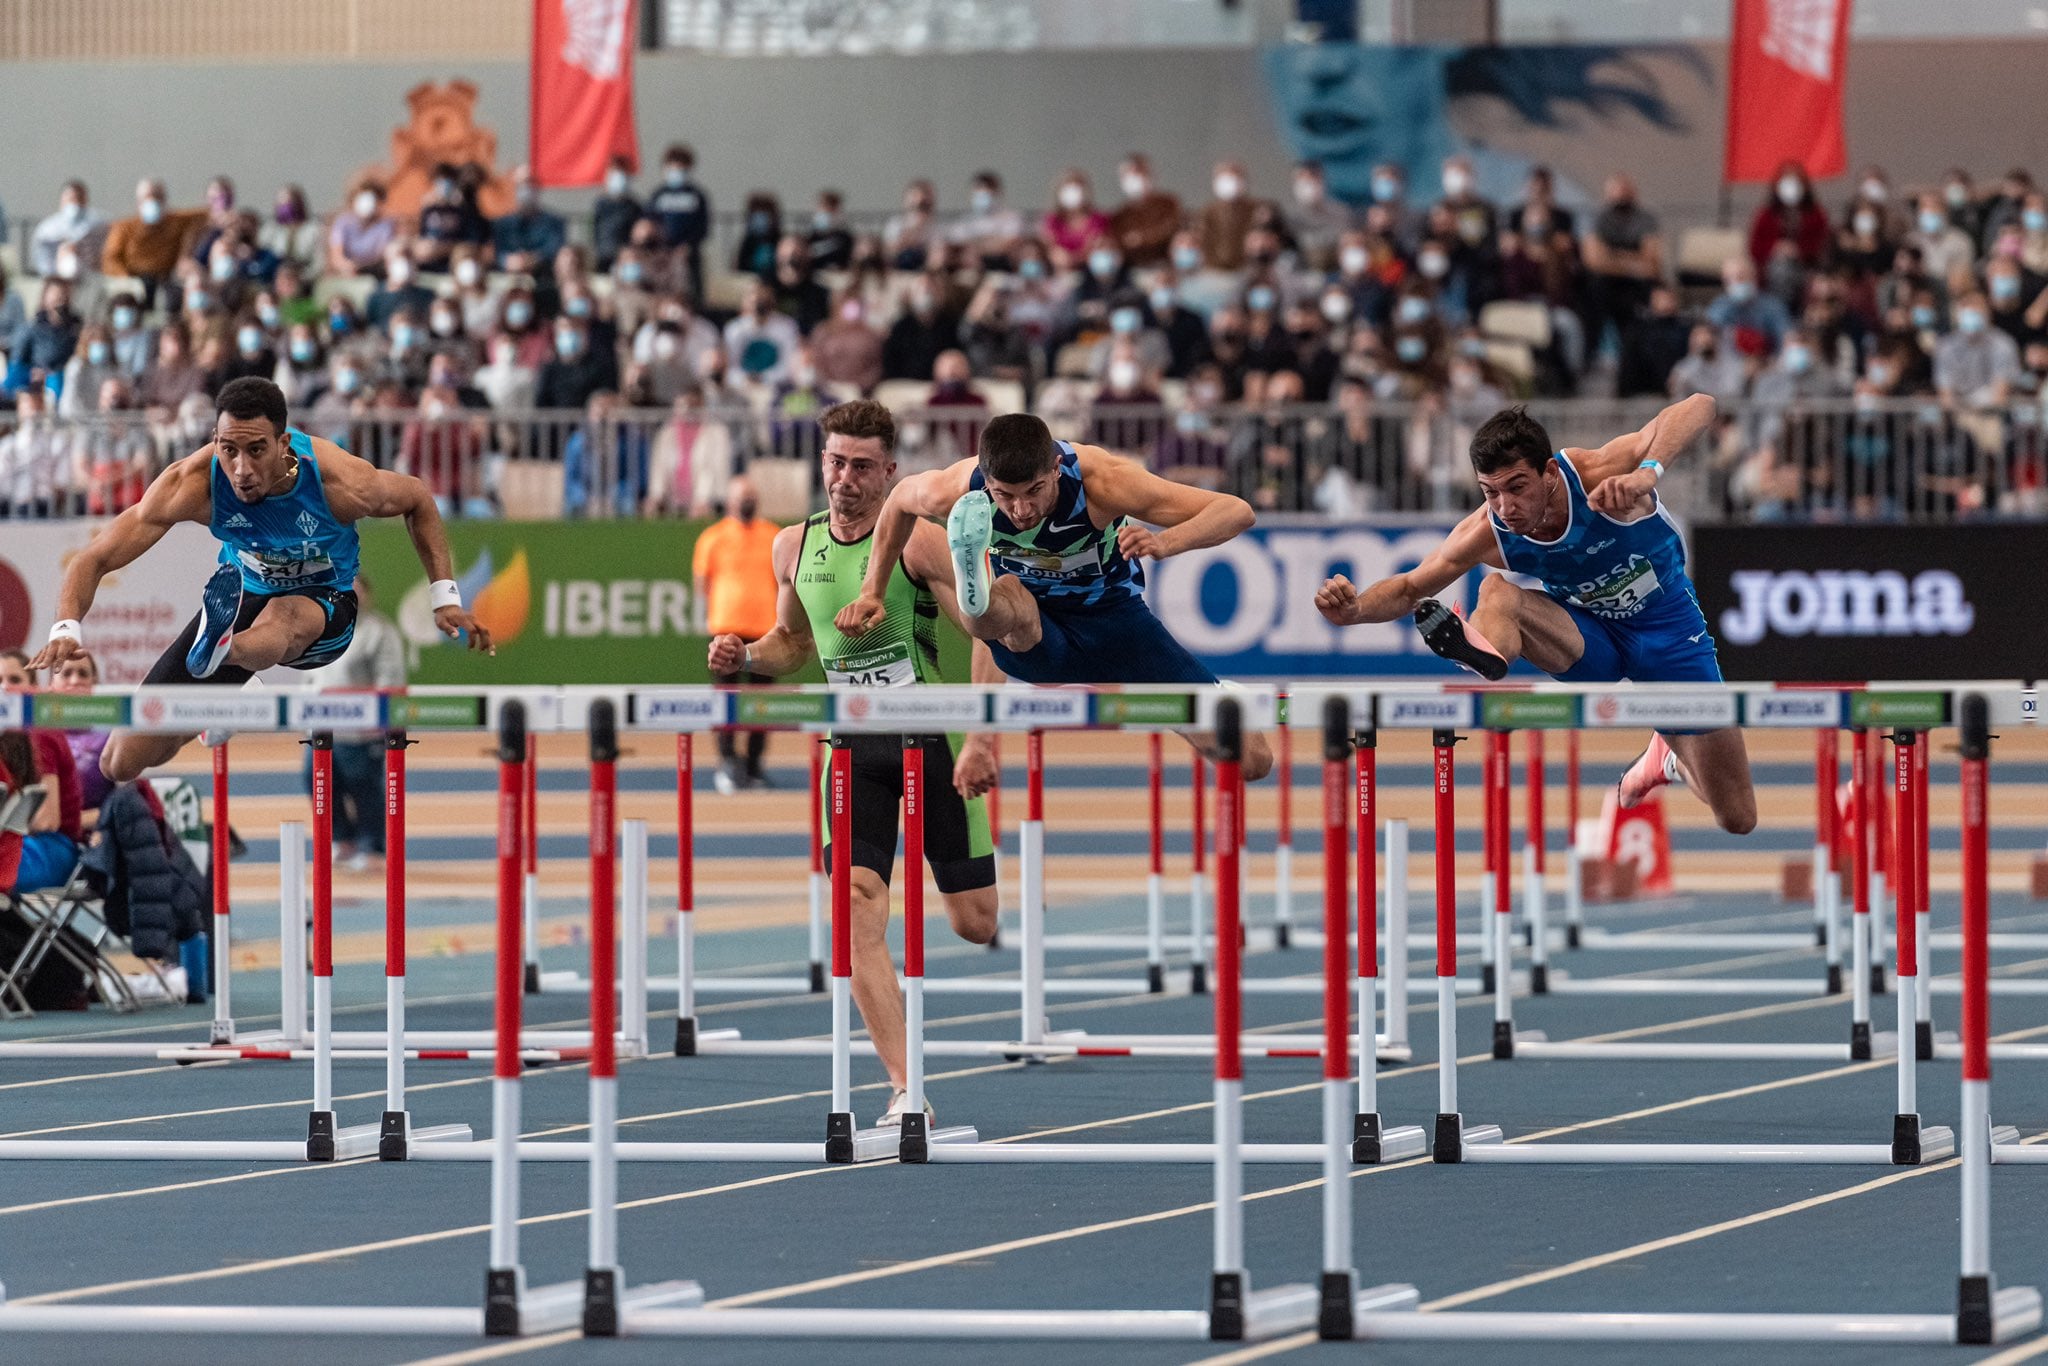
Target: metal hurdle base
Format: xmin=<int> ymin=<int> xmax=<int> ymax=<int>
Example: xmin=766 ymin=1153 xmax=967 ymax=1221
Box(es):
xmin=618 ymin=1282 xmax=1321 ymax=1342
xmin=1503 ymin=1028 xmax=1900 ymax=1063
xmin=409 ymin=1125 xmax=978 ymax=1166
xmin=1537 ymin=970 xmax=1834 ymax=999
xmin=1441 ymin=1123 xmax=1955 ymax=1166
xmin=0 ymin=1119 xmax=475 ymax=1163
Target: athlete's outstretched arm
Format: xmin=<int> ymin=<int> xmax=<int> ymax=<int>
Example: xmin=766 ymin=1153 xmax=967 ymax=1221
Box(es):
xmin=1075 ymin=445 xmax=1254 ymax=560
xmin=30 ymin=454 xmax=211 ymax=671
xmin=708 ymin=527 xmax=812 ymax=677
xmin=1581 ymin=394 xmax=1717 ymax=515
xmin=836 ymin=461 xmax=974 ymax=637
xmin=1315 ymin=509 xmax=1501 ymax=627
xmin=320 ymin=439 xmax=492 ymax=654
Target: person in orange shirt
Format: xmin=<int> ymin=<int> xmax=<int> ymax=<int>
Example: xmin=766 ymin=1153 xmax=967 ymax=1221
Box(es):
xmin=693 ymin=473 xmax=781 ymax=792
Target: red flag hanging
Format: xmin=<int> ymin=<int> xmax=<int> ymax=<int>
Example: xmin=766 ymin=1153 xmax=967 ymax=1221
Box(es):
xmin=530 ymin=0 xmax=640 ymax=188
xmin=1722 ymin=0 xmax=1853 ymax=184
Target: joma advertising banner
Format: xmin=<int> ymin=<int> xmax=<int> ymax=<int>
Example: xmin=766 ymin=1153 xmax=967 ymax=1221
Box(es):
xmin=1691 ymin=523 xmax=2047 ymax=682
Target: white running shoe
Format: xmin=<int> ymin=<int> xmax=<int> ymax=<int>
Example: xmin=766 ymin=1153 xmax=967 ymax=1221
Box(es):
xmin=875 ymin=1088 xmax=935 ymax=1128
xmin=947 ymin=491 xmax=995 ymax=619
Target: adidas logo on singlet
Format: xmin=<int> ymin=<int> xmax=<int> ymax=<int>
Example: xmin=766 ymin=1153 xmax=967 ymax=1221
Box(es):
xmin=224 ymin=513 xmax=252 ymax=527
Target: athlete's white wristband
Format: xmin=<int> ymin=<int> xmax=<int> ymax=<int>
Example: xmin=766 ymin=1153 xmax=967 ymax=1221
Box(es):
xmin=428 ymin=579 xmax=462 ymax=611
xmin=741 ymin=645 xmax=755 ymax=674
xmin=1640 ymin=459 xmax=1664 ymax=481
xmin=48 ymin=619 xmax=83 ymax=646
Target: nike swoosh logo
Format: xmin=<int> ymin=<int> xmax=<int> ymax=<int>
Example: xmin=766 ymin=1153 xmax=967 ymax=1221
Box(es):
xmin=1042 ymin=516 xmax=1091 ymax=536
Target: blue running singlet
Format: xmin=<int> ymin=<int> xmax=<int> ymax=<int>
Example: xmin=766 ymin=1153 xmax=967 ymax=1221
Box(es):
xmin=967 ymin=441 xmax=1141 ymax=609
xmin=209 ymin=428 xmax=361 ymax=594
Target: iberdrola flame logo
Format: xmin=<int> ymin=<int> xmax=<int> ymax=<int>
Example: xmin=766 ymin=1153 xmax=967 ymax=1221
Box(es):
xmin=398 ymin=547 xmax=530 ymax=648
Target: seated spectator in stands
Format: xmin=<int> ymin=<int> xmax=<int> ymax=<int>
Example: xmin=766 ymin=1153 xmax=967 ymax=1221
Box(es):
xmin=103 ymin=297 xmax=152 ymax=380
xmin=1150 ymin=363 xmax=1232 ymax=489
xmin=184 ymin=176 xmax=241 ymax=269
xmin=805 ymin=189 xmax=854 ymax=272
xmin=32 ymin=180 xmax=108 ymax=277
xmin=884 ymin=179 xmax=940 ymax=271
xmin=422 ymin=297 xmax=480 ymax=378
xmin=950 ymin=170 xmax=1024 ymax=269
xmin=536 ymin=314 xmax=617 ymax=412
xmin=5 ymin=279 xmax=81 ymax=399
xmin=771 ymin=236 xmax=830 ymax=334
xmin=58 ymin=325 xmax=120 ymax=417
xmin=1359 ymin=161 xmax=1418 ymax=253
xmin=1382 ymin=316 xmax=1448 ymax=400
xmin=731 ymin=191 xmax=784 ymax=281
xmin=1086 ymin=289 xmax=1171 ymax=384
xmin=1706 ymin=256 xmax=1791 ymax=355
xmin=365 ymin=247 xmax=435 ymax=331
xmin=558 ymin=279 xmax=617 ymax=359
xmin=809 ymin=290 xmax=884 ymax=393
xmin=1507 ymin=164 xmax=1574 ymax=243
xmin=1909 ymin=192 xmax=1978 ymax=295
xmin=1205 ymin=306 xmax=1251 ymax=399
xmin=923 ymin=348 xmax=989 ymax=452
xmin=256 ymin=184 xmax=322 ymax=277
xmin=1406 ymin=234 xmax=1469 ymax=326
xmin=882 ymin=271 xmax=961 ymax=381
xmin=1617 ymin=285 xmax=1690 ymax=398
xmin=409 ymin=166 xmax=486 ymax=275
xmin=644 ymin=385 xmax=734 ymax=518
xmin=1086 ymin=341 xmax=1165 ymax=455
xmin=1238 ymin=286 xmax=1296 ymax=383
xmin=1985 ymin=256 xmax=2046 ymax=348
xmin=1041 ymin=169 xmax=1112 ymax=273
xmin=1197 ymin=161 xmax=1259 ymax=272
xmin=374 ymin=308 xmax=428 ymax=391
xmin=400 ymin=383 xmax=487 ymax=516
xmin=1149 ymin=272 xmax=1212 ymax=379
xmin=101 ymin=178 xmax=204 ymax=307
xmin=760 ymin=344 xmax=833 ymax=459
xmin=1753 ymin=325 xmax=1848 ymax=406
xmin=1282 ymin=300 xmax=1340 ymax=401
xmin=492 ymin=165 xmax=566 ymax=279
xmin=1306 ymin=376 xmax=1399 ymax=507
xmin=648 ymin=144 xmax=711 ymax=302
xmin=694 ymin=345 xmax=743 ymax=403
xmin=560 ymin=390 xmax=649 ymax=516
xmin=440 ymin=246 xmax=495 ymax=337
xmin=591 ymin=155 xmax=643 ymax=271
xmin=0 ymin=388 xmax=67 ymax=515
xmin=326 ymin=180 xmax=397 ymax=278
xmin=1000 ymin=238 xmax=1069 ymax=355
xmin=468 ymin=334 xmax=532 ymax=414
xmin=2013 ymin=193 xmax=2048 ymax=277
xmin=723 ymin=279 xmax=802 ymax=385
xmin=1980 ymin=168 xmax=2035 ymax=251
xmin=1444 ymin=349 xmax=1507 ymax=428
xmin=74 ymin=377 xmax=153 ymax=516
xmin=631 ymin=293 xmax=719 ymax=375
xmin=1800 ymin=273 xmax=1866 ymax=386
xmin=1104 ymin=152 xmax=1180 ymax=269
xmin=488 ymin=287 xmax=548 ymax=372
xmin=1579 ymin=173 xmax=1661 ymax=351
xmin=1328 ymin=230 xmax=1397 ymax=330
xmin=1434 ymin=154 xmax=1497 ymax=254
xmin=136 ymin=321 xmax=203 ymax=411
xmin=1936 ymin=291 xmax=2021 ymax=409
xmin=1230 ymin=367 xmax=1310 ymax=511
xmin=218 ymin=320 xmax=275 ymax=389
xmin=273 ymin=323 xmax=326 ymax=406
xmin=1748 ymin=160 xmax=1830 ymax=290
xmin=1282 ymin=161 xmax=1350 ymax=272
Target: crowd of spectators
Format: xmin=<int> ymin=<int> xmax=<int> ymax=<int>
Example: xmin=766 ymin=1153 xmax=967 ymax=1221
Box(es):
xmin=5 ymin=151 xmax=2048 ymax=521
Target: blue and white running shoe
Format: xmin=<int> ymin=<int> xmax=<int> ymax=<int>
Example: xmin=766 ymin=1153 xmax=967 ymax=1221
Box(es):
xmin=947 ymin=490 xmax=995 ymax=619
xmin=185 ymin=563 xmax=243 ymax=679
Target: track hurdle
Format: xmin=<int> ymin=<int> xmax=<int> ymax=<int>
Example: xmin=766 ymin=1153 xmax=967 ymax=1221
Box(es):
xmin=1331 ymin=692 xmax=2039 ymax=1346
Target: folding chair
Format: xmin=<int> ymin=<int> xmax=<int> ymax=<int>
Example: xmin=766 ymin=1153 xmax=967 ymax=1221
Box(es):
xmin=0 ymin=787 xmax=52 ymax=1020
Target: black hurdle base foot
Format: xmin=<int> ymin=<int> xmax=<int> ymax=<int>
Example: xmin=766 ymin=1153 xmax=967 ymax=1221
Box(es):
xmin=1276 ymin=922 xmax=1292 ymax=950
xmin=1872 ymin=964 xmax=1888 ymax=996
xmin=1522 ymin=924 xmax=1535 ymax=947
xmin=1815 ymin=923 xmax=1828 ymax=948
xmin=1146 ymin=963 xmax=1166 ymax=994
xmin=484 ymin=1268 xmax=521 ymax=1337
xmin=523 ymin=962 xmax=541 ymax=995
xmin=809 ymin=961 xmax=827 ymax=993
xmin=1481 ymin=964 xmax=1496 ymax=994
xmin=1827 ymin=963 xmax=1844 ymax=995
xmin=673 ymin=1016 xmax=698 ymax=1057
xmin=1958 ymin=1275 xmax=1996 ymax=1346
xmin=306 ymin=1110 xmax=336 ymax=1162
xmin=1432 ymin=1112 xmax=1464 ymax=1163
xmin=825 ymin=1111 xmax=855 ymax=1164
xmin=1491 ymin=1020 xmax=1515 ymax=1060
xmin=378 ymin=1110 xmax=408 ymax=1162
xmin=1530 ymin=964 xmax=1549 ymax=994
xmin=1208 ymin=1272 xmax=1245 ymax=1340
xmin=1917 ymin=1020 xmax=1935 ymax=1060
xmin=1892 ymin=1112 xmax=1924 ymax=1165
xmin=1850 ymin=1021 xmax=1873 ymax=1062
xmin=582 ymin=1267 xmax=619 ymax=1337
xmin=1319 ymin=1271 xmax=1356 ymax=1340
xmin=898 ymin=1111 xmax=928 ymax=1164
xmin=1190 ymin=963 xmax=1209 ymax=995
xmin=1352 ymin=1112 xmax=1382 ymax=1165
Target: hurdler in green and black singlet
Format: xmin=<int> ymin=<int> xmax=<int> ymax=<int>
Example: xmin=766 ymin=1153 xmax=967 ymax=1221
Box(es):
xmin=791 ymin=512 xmax=993 ymax=892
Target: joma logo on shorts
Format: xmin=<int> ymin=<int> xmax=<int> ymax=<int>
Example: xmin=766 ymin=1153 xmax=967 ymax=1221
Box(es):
xmin=1720 ymin=570 xmax=1975 ymax=645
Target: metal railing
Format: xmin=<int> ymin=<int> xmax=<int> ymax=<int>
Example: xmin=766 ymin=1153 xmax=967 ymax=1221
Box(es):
xmin=3 ymin=398 xmax=2044 ymax=524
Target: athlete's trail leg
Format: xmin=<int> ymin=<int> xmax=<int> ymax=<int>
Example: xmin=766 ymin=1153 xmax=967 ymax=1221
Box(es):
xmin=848 ymin=869 xmax=908 ymax=1091
xmin=227 ymin=597 xmax=328 ymax=673
xmin=1665 ymin=728 xmax=1758 ymax=834
xmin=101 ymin=733 xmax=200 ymax=785
xmin=955 ymin=575 xmax=1042 ymax=654
xmin=942 ymin=886 xmax=999 ymax=946
xmin=1466 ymin=575 xmax=1584 ymax=676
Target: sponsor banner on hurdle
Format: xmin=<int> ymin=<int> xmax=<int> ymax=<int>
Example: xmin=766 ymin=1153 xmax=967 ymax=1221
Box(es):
xmin=993 ymin=690 xmax=1092 ymax=729
xmin=731 ymin=691 xmax=834 ymax=728
xmin=132 ymin=691 xmax=282 ymax=734
xmin=1580 ymin=689 xmax=1737 ymax=730
xmin=1374 ymin=691 xmax=1476 ymax=730
xmin=27 ymin=693 xmax=129 ymax=729
xmin=387 ymin=693 xmax=488 ymax=729
xmin=284 ymin=692 xmax=386 ymax=732
xmin=1846 ymin=690 xmax=1949 ymax=728
xmin=1738 ymin=689 xmax=1843 ymax=728
xmin=1092 ymin=692 xmax=1197 ymax=728
xmin=835 ymin=687 xmax=987 ymax=730
xmin=1477 ymin=693 xmax=1579 ymax=729
xmin=628 ymin=689 xmax=730 ymax=731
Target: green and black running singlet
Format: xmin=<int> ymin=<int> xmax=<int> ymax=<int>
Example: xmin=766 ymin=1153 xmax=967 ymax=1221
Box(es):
xmin=792 ymin=513 xmax=943 ymax=687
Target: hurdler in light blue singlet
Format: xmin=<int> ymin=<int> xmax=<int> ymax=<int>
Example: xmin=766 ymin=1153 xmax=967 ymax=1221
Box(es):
xmin=208 ymin=428 xmax=360 ymax=594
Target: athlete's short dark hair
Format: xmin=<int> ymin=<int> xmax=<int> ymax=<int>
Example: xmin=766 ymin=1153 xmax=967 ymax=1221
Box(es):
xmin=215 ymin=376 xmax=289 ymax=434
xmin=1468 ymin=405 xmax=1553 ymax=476
xmin=979 ymin=414 xmax=1058 ymax=485
xmin=819 ymin=399 xmax=896 ymax=455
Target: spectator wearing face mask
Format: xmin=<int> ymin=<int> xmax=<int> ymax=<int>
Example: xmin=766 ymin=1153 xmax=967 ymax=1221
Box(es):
xmin=949 ymin=170 xmax=1025 ymax=269
xmin=259 ymin=184 xmax=323 ymax=276
xmin=1283 ymin=161 xmax=1351 ymax=273
xmin=1617 ymin=285 xmax=1691 ymax=399
xmin=1977 ymin=168 xmax=2034 ymax=253
xmin=0 ymin=389 xmax=67 ymax=514
xmin=56 ymin=324 xmax=118 ymax=418
xmin=1706 ymin=257 xmax=1791 ymax=354
xmin=1908 ymin=193 xmax=1978 ymax=297
xmin=415 ymin=164 xmax=489 ymax=274
xmin=273 ymin=323 xmax=326 ymax=406
xmin=5 ymin=279 xmax=80 ymax=398
xmin=136 ymin=321 xmax=202 ymax=410
xmin=591 ymin=156 xmax=643 ymax=271
xmin=326 ymin=180 xmax=397 ymax=278
xmin=732 ymin=192 xmax=783 ymax=280
xmin=217 ymin=317 xmax=275 ymax=387
xmin=1407 ymin=233 xmax=1470 ymax=327
xmin=31 ymin=180 xmax=108 ymax=277
xmin=472 ymin=335 xmax=535 ymax=412
xmin=1980 ymin=257 xmax=2043 ymax=348
xmin=1229 ymin=367 xmax=1311 ymax=511
xmin=1748 ymin=161 xmax=1830 ymax=300
xmin=184 ymin=176 xmax=242 ymax=268
xmin=1433 ymin=155 xmax=1497 ymax=255
xmin=1365 ymin=161 xmax=1421 ymax=254
xmin=1083 ymin=289 xmax=1171 ymax=385
xmin=632 ymin=295 xmax=721 ymax=379
xmin=1198 ymin=161 xmax=1260 ymax=271
xmin=958 ymin=281 xmax=1032 ymax=386
xmin=537 ymin=316 xmax=618 ymax=410
xmin=1147 ymin=272 xmax=1211 ymax=378
xmin=102 ymin=178 xmax=205 ymax=307
xmin=771 ymin=236 xmax=830 ymax=334
xmin=649 ymin=144 xmax=711 ymax=303
xmin=804 ymin=190 xmax=854 ymax=272
xmin=1580 ymin=174 xmax=1663 ymax=349
xmin=364 ymin=246 xmax=435 ymax=331
xmin=1936 ymin=291 xmax=2021 ymax=409
xmin=1042 ymin=170 xmax=1112 ymax=273
xmin=1280 ymin=300 xmax=1340 ymax=402
xmin=1109 ymin=153 xmax=1182 ymax=268
xmin=1086 ymin=338 xmax=1166 ymax=454
xmin=723 ymin=280 xmax=802 ymax=385
xmin=1151 ymin=362 xmax=1232 ymax=489
xmin=881 ymin=269 xmax=962 ymax=381
xmin=399 ymin=384 xmax=487 ymax=515
xmin=561 ymin=390 xmax=651 ymax=516
xmin=106 ymin=297 xmax=154 ymax=378
xmin=1837 ymin=168 xmax=1901 ymax=257
xmin=73 ymin=380 xmax=155 ymax=515
xmin=424 ymin=296 xmax=482 ymax=375
xmin=884 ymin=179 xmax=940 ymax=272
xmin=494 ymin=165 xmax=568 ymax=279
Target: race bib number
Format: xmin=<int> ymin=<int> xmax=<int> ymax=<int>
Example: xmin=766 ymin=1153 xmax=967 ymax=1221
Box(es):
xmin=1576 ymin=557 xmax=1661 ymax=618
xmin=238 ymin=544 xmax=336 ymax=589
xmin=824 ymin=646 xmax=913 ymax=688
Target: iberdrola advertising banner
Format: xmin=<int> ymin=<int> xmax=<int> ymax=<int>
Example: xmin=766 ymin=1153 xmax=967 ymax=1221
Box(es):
xmin=357 ymin=519 xmax=972 ymax=685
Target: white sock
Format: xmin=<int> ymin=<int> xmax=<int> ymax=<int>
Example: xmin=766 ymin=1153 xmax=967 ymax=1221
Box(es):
xmin=1662 ymin=748 xmax=1683 ymax=785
